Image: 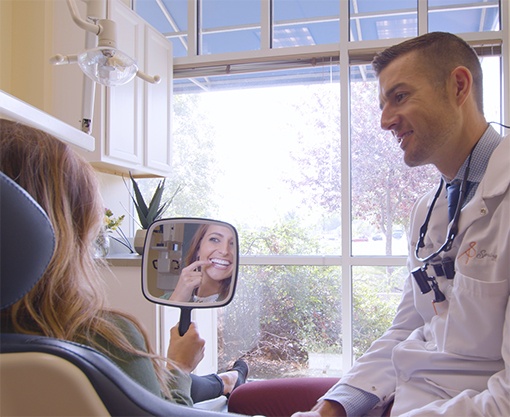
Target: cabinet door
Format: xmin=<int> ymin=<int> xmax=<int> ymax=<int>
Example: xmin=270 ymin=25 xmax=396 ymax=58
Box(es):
xmin=144 ymin=25 xmax=173 ymax=172
xmin=105 ymin=0 xmax=144 ymax=166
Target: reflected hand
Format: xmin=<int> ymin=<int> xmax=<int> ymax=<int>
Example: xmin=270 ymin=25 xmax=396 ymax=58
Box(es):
xmin=167 ymin=322 xmax=205 ymax=373
xmin=169 ymin=260 xmax=211 ymax=302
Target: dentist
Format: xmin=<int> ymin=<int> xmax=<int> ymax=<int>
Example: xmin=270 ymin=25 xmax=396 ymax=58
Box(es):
xmin=229 ymin=32 xmax=510 ymax=417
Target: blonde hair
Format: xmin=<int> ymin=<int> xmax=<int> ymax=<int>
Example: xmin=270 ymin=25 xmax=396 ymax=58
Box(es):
xmin=0 ymin=119 xmax=173 ymax=399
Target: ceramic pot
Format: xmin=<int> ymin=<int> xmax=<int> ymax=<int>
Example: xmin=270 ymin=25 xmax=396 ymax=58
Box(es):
xmin=134 ymin=229 xmax=147 ymax=255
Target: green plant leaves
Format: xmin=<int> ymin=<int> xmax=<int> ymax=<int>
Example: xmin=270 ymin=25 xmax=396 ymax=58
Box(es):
xmin=128 ymin=172 xmax=182 ymax=229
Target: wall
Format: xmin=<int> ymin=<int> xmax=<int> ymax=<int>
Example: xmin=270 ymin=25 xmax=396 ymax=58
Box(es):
xmin=0 ymin=0 xmax=53 ymax=111
xmin=102 ymin=265 xmax=160 ymax=349
xmin=0 ymin=0 xmax=93 ymax=138
xmin=0 ymin=0 xmax=12 ymax=91
xmin=0 ymin=0 xmax=130 ymax=243
xmin=96 ymin=171 xmax=134 ymax=247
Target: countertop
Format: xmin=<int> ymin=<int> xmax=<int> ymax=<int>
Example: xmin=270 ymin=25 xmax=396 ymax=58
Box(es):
xmin=105 ymin=254 xmax=142 ymax=267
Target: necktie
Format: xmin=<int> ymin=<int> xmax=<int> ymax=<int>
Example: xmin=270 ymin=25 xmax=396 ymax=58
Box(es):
xmin=446 ymin=180 xmax=461 ymax=222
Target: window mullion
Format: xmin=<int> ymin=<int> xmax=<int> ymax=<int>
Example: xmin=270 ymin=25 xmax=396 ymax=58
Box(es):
xmin=340 ymin=0 xmax=353 ymax=372
xmin=418 ymin=0 xmax=428 ymax=35
xmin=188 ymin=0 xmax=198 ymax=56
xmin=260 ymin=0 xmax=272 ymax=50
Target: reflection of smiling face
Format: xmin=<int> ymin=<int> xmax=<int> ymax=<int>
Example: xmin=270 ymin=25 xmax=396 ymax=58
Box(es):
xmin=198 ymin=225 xmax=235 ymax=282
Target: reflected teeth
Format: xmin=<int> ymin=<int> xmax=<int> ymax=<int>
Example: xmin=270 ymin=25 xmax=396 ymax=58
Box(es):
xmin=211 ymin=258 xmax=230 ymax=266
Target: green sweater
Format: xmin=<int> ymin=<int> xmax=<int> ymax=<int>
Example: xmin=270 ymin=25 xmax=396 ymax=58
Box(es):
xmin=100 ymin=314 xmax=193 ymax=406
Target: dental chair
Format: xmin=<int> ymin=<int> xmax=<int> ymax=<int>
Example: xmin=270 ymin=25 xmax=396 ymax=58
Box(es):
xmin=0 ymin=171 xmax=242 ymax=417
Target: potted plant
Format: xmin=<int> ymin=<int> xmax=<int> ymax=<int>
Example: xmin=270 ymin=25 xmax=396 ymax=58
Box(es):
xmin=128 ymin=172 xmax=181 ymax=254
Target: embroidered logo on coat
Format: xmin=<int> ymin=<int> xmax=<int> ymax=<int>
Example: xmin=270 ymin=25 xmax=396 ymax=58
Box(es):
xmin=459 ymin=242 xmax=498 ymax=264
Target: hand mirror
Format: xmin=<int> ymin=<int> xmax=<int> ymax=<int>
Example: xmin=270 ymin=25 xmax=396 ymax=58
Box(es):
xmin=142 ymin=218 xmax=239 ymax=335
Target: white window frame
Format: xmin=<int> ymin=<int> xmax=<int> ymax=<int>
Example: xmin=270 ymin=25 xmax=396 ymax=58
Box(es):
xmin=155 ymin=0 xmax=509 ymax=374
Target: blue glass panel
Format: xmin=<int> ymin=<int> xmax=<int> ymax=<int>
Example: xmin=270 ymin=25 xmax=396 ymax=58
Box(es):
xmin=351 ymin=0 xmax=417 ymax=14
xmin=202 ymin=30 xmax=260 ymax=54
xmin=160 ymin=0 xmax=188 ymax=31
xmin=134 ymin=0 xmax=174 ymax=33
xmin=201 ymin=0 xmax=260 ymax=52
xmin=350 ymin=0 xmax=417 ymax=41
xmin=274 ymin=21 xmax=340 ymax=48
xmin=352 ymin=15 xmax=417 ymax=41
xmin=135 ymin=0 xmax=501 ymax=58
xmin=169 ymin=37 xmax=188 ymax=58
xmin=429 ymin=0 xmax=500 ymax=33
xmin=202 ymin=0 xmax=260 ymax=29
xmin=274 ymin=0 xmax=340 ymax=46
xmin=274 ymin=0 xmax=339 ymax=20
xmin=429 ymin=0 xmax=492 ymax=6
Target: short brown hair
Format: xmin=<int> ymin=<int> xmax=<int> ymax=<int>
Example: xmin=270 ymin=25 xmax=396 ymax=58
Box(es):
xmin=372 ymin=32 xmax=484 ymax=112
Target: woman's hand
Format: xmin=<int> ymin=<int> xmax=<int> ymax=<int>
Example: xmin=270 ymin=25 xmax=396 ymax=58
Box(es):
xmin=167 ymin=322 xmax=205 ymax=373
xmin=169 ymin=260 xmax=211 ymax=302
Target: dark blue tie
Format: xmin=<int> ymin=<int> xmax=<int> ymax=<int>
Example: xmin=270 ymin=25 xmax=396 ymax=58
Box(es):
xmin=446 ymin=180 xmax=461 ymax=221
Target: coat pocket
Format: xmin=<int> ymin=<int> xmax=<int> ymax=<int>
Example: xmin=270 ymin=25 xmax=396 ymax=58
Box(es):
xmin=444 ymin=272 xmax=508 ymax=359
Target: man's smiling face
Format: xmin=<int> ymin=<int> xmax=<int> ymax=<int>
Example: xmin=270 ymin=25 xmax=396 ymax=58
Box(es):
xmin=378 ymin=51 xmax=459 ymax=170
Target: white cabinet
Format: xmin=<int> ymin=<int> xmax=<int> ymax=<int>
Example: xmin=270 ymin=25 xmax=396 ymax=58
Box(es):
xmin=144 ymin=25 xmax=173 ymax=173
xmin=96 ymin=0 xmax=173 ymax=176
xmin=51 ymin=0 xmax=173 ymax=177
xmin=104 ymin=0 xmax=144 ymax=167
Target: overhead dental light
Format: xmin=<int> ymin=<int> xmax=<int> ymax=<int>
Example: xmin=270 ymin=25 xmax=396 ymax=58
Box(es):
xmin=50 ymin=0 xmax=160 ymax=87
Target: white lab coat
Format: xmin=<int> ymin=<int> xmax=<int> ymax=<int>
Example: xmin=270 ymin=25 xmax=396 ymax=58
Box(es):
xmin=340 ymin=134 xmax=510 ymax=417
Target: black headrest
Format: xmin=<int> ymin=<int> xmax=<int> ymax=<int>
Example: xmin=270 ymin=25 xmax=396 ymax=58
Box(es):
xmin=0 ymin=171 xmax=56 ymax=309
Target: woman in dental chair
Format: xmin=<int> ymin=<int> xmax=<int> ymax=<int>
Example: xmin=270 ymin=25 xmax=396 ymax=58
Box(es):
xmin=0 ymin=119 xmax=247 ymax=405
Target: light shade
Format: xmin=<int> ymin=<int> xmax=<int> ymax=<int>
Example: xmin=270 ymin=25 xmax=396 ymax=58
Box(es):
xmin=77 ymin=47 xmax=138 ymax=87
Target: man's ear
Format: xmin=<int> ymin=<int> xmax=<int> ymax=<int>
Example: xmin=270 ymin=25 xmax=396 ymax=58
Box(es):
xmin=450 ymin=66 xmax=473 ymax=107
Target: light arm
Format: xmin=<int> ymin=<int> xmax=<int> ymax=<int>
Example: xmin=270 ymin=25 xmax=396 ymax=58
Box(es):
xmin=66 ymin=0 xmax=101 ymax=35
xmin=136 ymin=71 xmax=161 ymax=85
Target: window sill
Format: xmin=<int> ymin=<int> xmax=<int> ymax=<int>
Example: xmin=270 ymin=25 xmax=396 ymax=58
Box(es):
xmin=105 ymin=254 xmax=141 ymax=267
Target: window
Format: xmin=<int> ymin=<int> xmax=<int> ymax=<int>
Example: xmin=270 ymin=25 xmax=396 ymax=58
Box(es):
xmin=133 ymin=0 xmax=505 ymax=379
xmin=350 ymin=0 xmax=417 ymax=41
xmin=274 ymin=0 xmax=340 ymax=47
xmin=350 ymin=67 xmax=436 ymax=257
xmin=429 ymin=0 xmax=500 ymax=33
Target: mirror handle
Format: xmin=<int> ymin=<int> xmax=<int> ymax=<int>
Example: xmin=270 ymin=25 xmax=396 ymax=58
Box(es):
xmin=178 ymin=307 xmax=192 ymax=336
